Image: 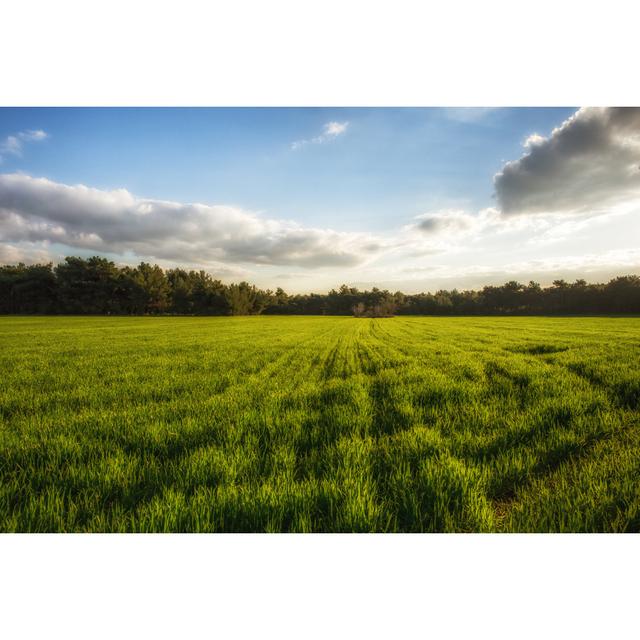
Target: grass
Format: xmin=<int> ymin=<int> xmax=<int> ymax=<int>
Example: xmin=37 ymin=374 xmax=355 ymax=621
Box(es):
xmin=1 ymin=315 xmax=639 ymax=532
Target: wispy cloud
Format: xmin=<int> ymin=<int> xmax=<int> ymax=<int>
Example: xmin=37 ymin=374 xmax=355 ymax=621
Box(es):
xmin=442 ymin=108 xmax=498 ymax=124
xmin=0 ymin=129 xmax=48 ymax=163
xmin=291 ymin=121 xmax=349 ymax=150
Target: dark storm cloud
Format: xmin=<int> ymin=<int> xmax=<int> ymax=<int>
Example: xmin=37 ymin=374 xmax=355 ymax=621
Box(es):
xmin=495 ymin=107 xmax=640 ymax=215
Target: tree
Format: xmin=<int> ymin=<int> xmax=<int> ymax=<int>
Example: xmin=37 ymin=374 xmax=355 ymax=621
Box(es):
xmin=352 ymin=302 xmax=366 ymax=317
xmin=166 ymin=268 xmax=194 ymax=314
xmin=55 ymin=256 xmax=121 ymax=314
xmin=225 ymin=282 xmax=264 ymax=315
xmin=0 ymin=263 xmax=57 ymax=314
xmin=605 ymin=276 xmax=640 ymax=313
xmin=2 ymin=255 xmax=640 ymax=317
xmin=133 ymin=263 xmax=170 ymax=314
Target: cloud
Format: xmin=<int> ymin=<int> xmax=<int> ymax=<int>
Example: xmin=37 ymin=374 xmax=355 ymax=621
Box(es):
xmin=291 ymin=121 xmax=349 ymax=150
xmin=19 ymin=130 xmax=48 ymax=142
xmin=400 ymin=208 xmax=507 ymax=252
xmin=442 ymin=108 xmax=498 ymax=124
xmin=411 ymin=210 xmax=478 ymax=235
xmin=275 ymin=272 xmax=312 ymax=280
xmin=495 ymin=107 xmax=640 ymax=215
xmin=390 ymin=209 xmax=492 ymax=261
xmin=3 ymin=110 xmax=640 ymax=292
xmin=349 ymin=247 xmax=640 ymax=294
xmin=323 ymin=121 xmax=348 ymax=136
xmin=0 ymin=241 xmax=62 ymax=265
xmin=0 ymin=129 xmax=48 ymax=162
xmin=0 ymin=173 xmax=384 ymax=270
xmin=1 ymin=137 xmax=22 ymax=156
xmin=450 ymin=249 xmax=640 ymax=287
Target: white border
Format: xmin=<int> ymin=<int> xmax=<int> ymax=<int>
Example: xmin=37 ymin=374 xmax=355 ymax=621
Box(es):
xmin=1 ymin=0 xmax=639 ymax=106
xmin=1 ymin=534 xmax=638 ymax=639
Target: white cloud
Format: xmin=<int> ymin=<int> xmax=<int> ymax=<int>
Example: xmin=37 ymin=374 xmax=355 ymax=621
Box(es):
xmin=323 ymin=121 xmax=348 ymax=137
xmin=0 ymin=173 xmax=384 ymax=270
xmin=20 ymin=130 xmax=48 ymax=142
xmin=291 ymin=121 xmax=349 ymax=150
xmin=0 ymin=129 xmax=48 ymax=162
xmin=495 ymin=107 xmax=640 ymax=215
xmin=523 ymin=133 xmax=545 ymax=148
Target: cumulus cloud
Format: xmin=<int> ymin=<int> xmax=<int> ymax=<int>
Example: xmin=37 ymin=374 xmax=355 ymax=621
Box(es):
xmin=291 ymin=121 xmax=349 ymax=150
xmin=0 ymin=129 xmax=48 ymax=162
xmin=0 ymin=173 xmax=383 ymax=269
xmin=495 ymin=107 xmax=640 ymax=215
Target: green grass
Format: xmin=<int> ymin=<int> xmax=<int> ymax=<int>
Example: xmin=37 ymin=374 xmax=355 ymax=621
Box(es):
xmin=1 ymin=315 xmax=639 ymax=532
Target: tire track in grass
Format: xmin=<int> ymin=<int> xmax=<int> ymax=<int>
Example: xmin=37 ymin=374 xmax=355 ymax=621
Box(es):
xmin=499 ymin=414 xmax=640 ymax=532
xmin=309 ymin=320 xmax=386 ymax=530
xmin=353 ymin=319 xmax=494 ymax=531
xmin=156 ymin=318 xmax=360 ymax=532
xmin=564 ymin=361 xmax=640 ymax=410
xmin=484 ymin=386 xmax=631 ymax=528
xmin=6 ymin=319 xmax=354 ymax=531
xmin=274 ymin=319 xmax=387 ymax=531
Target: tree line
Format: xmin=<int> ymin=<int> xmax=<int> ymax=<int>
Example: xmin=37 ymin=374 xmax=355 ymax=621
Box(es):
xmin=1 ymin=256 xmax=640 ymax=316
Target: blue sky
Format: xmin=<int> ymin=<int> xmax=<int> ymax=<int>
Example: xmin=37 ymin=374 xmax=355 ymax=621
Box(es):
xmin=1 ymin=107 xmax=639 ymax=292
xmin=0 ymin=107 xmax=576 ymax=228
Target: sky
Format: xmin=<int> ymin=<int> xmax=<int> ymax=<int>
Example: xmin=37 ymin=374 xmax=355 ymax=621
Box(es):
xmin=1 ymin=106 xmax=640 ymax=293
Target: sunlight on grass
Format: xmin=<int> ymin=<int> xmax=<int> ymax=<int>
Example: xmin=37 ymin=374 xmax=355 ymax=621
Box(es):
xmin=1 ymin=315 xmax=639 ymax=532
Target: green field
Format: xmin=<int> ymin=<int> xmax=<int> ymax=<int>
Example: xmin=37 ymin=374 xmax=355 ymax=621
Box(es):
xmin=1 ymin=315 xmax=639 ymax=532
